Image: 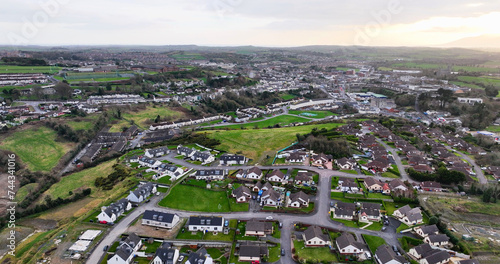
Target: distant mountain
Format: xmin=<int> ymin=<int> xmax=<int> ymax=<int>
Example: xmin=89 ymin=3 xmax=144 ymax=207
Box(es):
xmin=440 ymin=34 xmax=500 ymax=49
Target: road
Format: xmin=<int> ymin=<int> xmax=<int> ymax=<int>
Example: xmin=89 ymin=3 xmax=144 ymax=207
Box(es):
xmin=376 ymin=138 xmax=411 ymax=182
xmin=442 ymin=145 xmax=487 ymax=184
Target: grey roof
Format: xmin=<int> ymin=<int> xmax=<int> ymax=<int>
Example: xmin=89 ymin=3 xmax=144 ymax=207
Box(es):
xmin=114 ymin=244 xmax=134 ymax=261
xmin=248 ymin=167 xmax=262 ymax=175
xmin=188 ymin=216 xmax=223 ymax=226
xmin=131 ymin=182 xmax=156 ymax=199
xmin=389 ymin=179 xmax=406 ymax=189
xmin=364 ymin=177 xmax=383 ymax=187
xmin=421 ymin=181 xmax=442 ymax=189
xmin=423 ymin=251 xmax=450 ymax=264
xmin=289 ymin=191 xmax=309 ymax=204
xmin=360 ymin=202 xmax=381 ymax=217
xmin=411 ymin=243 xmax=433 ymax=256
xmin=336 ymin=233 xmax=364 ymax=250
xmin=103 ymin=199 xmax=129 ymax=218
xmin=261 ymin=188 xmax=280 ymax=202
xmin=267 ymin=169 xmax=285 ymax=180
xmin=155 ymin=248 xmax=177 ymax=263
xmin=123 ymin=233 xmax=141 ymax=248
xmin=427 ymin=234 xmax=450 ymax=243
xmin=195 ymin=169 xmax=225 ymax=177
xmin=458 ymin=260 xmax=480 ymax=264
xmin=232 ymin=186 xmax=251 ymax=198
xmin=246 ymin=220 xmax=273 ymax=233
xmin=375 ymin=244 xmax=406 ymax=264
xmin=334 ymin=202 xmax=356 ymax=216
xmin=220 ymin=154 xmax=245 ymax=162
xmin=295 ymin=171 xmax=312 ymax=182
xmin=417 ymin=225 xmax=439 ymax=236
xmin=239 ymin=245 xmax=263 ymax=258
xmin=303 ymin=226 xmax=329 ymax=242
xmin=147 ymin=147 xmax=169 ymax=155
xmin=143 ymin=210 xmax=176 ymax=223
xmin=186 ymin=251 xmax=206 ymax=264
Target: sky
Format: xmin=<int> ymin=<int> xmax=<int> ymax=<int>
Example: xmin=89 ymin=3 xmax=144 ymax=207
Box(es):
xmin=1 ymin=0 xmax=499 ymax=47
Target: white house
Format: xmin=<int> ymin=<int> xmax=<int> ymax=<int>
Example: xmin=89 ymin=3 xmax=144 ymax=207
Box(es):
xmin=287 ymin=191 xmax=309 ymax=208
xmin=138 ymin=157 xmax=162 ymax=168
xmin=336 ymin=233 xmax=366 ymax=256
xmin=194 ymin=169 xmax=226 ymax=180
xmin=145 ymin=147 xmax=169 ymax=158
xmin=152 ymin=247 xmax=179 ymax=264
xmin=303 ymin=226 xmax=331 ymax=247
xmin=142 ymin=210 xmax=180 ymax=229
xmin=187 ymin=216 xmax=224 ymax=232
xmin=126 ymin=182 xmax=157 ymax=203
xmin=261 ymin=188 xmax=281 ymax=207
xmin=267 ymin=169 xmax=286 ymax=183
xmin=107 ymin=233 xmax=142 ymax=264
xmin=424 ymin=234 xmax=450 ymax=247
xmin=97 ymin=199 xmax=131 ymax=223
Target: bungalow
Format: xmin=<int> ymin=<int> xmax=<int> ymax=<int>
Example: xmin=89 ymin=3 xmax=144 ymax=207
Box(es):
xmin=364 ymin=177 xmax=384 ymax=192
xmin=142 ymin=210 xmax=180 ymax=229
xmin=126 ymin=182 xmax=157 ymax=203
xmin=336 ymin=232 xmax=366 ymax=256
xmin=420 ymin=181 xmax=443 ymax=192
xmin=245 ymin=220 xmax=273 ymax=237
xmin=252 ymin=182 xmax=272 ymax=193
xmin=375 ymin=244 xmax=408 ymax=264
xmin=420 ymin=251 xmax=450 ymax=264
xmin=138 ymin=157 xmax=162 ymax=168
xmin=107 ymin=233 xmax=142 ymax=264
xmin=336 ymin=157 xmax=356 ymax=170
xmin=413 ymin=165 xmax=433 ymax=173
xmin=98 ymin=199 xmax=131 ymax=223
xmin=238 ymin=243 xmax=268 ymax=263
xmin=367 ymin=159 xmax=391 ymax=173
xmin=191 ymin=151 xmax=215 ymax=164
xmin=287 ymin=191 xmax=309 ymax=208
xmin=267 ymin=169 xmax=286 ymax=183
xmin=409 ymin=243 xmax=439 ymax=260
xmin=414 ymin=225 xmax=439 ymax=238
xmin=389 ymin=179 xmax=408 ymax=192
xmin=339 ymin=178 xmax=359 ymax=193
xmin=303 ymin=226 xmax=331 ymax=247
xmin=286 ymin=152 xmax=306 ymax=163
xmin=424 ymin=234 xmax=450 ymax=247
xmin=393 ymin=205 xmax=423 ymax=226
xmin=219 ymin=154 xmax=247 ymax=165
xmin=332 ymin=202 xmax=356 ymax=220
xmin=311 ymin=153 xmax=332 ymax=166
xmin=232 ymin=186 xmax=252 ymax=203
xmin=295 ymin=171 xmax=313 ymax=185
xmin=359 ymin=203 xmax=382 ymax=222
xmin=152 ymin=246 xmax=179 ymax=264
xmin=187 ymin=216 xmax=224 ymax=232
xmin=145 ymin=147 xmax=169 ymax=158
xmin=261 ymin=188 xmax=281 ymax=207
xmin=195 ymin=169 xmax=226 ymax=180
xmin=246 ymin=167 xmax=263 ymax=180
xmin=177 ymin=145 xmax=196 ymax=157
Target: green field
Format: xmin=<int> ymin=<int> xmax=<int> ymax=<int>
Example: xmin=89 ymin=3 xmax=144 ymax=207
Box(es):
xmin=0 ymin=126 xmax=75 ymax=172
xmin=486 ymin=125 xmax=500 ymax=132
xmin=159 ymin=185 xmax=232 ymax=212
xmin=288 ymin=110 xmax=337 ymax=119
xmin=43 ymin=160 xmax=116 ymax=200
xmin=280 ymin=94 xmax=296 ymax=100
xmin=293 ymin=240 xmax=337 ymax=263
xmin=217 ymin=115 xmax=310 ymax=129
xmin=66 ymin=120 xmax=95 ymax=131
xmin=205 ymin=123 xmax=345 ymax=163
xmin=391 ymin=62 xmax=445 ymax=69
xmin=0 ymin=65 xmax=61 ymax=74
xmin=450 ymin=81 xmax=484 ymax=90
xmin=457 ymin=76 xmax=500 ymax=89
xmin=109 ymin=105 xmax=187 ymax=131
xmin=362 ymin=234 xmax=386 ymax=253
xmin=171 ymin=53 xmax=206 ymax=61
xmin=15 ymin=183 xmax=38 ymax=202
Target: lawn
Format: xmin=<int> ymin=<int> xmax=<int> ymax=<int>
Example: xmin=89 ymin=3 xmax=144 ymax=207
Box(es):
xmin=44 ymin=160 xmax=117 ymax=200
xmin=176 ymin=230 xmax=204 ymax=240
xmin=205 ymin=123 xmax=345 ymax=164
xmin=396 ymin=223 xmax=410 ymax=233
xmin=217 ymin=115 xmax=311 ymax=129
xmin=15 ymin=183 xmax=38 ymax=202
xmin=109 ymin=105 xmax=187 ymax=131
xmin=0 ymin=126 xmax=76 ymax=172
xmin=457 ymin=76 xmax=500 ymax=89
xmin=288 ymin=110 xmax=337 ymax=119
xmin=268 ymin=243 xmax=281 ymax=263
xmin=362 ymin=234 xmax=386 ymax=253
xmin=0 ymin=65 xmax=61 ymax=74
xmin=364 ymin=221 xmax=384 ymax=231
xmin=293 ymin=240 xmax=337 ymax=263
xmin=66 ymin=120 xmax=95 ymax=131
xmin=159 ymin=185 xmax=231 ymax=212
xmin=340 ymin=170 xmax=358 ymax=174
xmin=486 ymin=125 xmax=500 ymax=133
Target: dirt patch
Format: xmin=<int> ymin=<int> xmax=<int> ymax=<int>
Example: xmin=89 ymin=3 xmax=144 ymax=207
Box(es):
xmin=38 ymin=197 xmax=102 ymax=221
xmin=0 ymin=226 xmax=34 ymax=257
xmin=127 ymin=217 xmax=185 ymax=239
xmin=18 ymin=218 xmax=58 ymax=230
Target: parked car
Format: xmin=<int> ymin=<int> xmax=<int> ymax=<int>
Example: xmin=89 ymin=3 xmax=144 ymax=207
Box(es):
xmin=392 ymin=245 xmax=399 ymax=253
xmin=178 ymin=255 xmax=185 ymax=262
xmin=266 ymin=216 xmax=273 ymax=220
xmin=279 ymin=222 xmax=283 ymax=228
xmin=145 ymin=199 xmax=151 ymax=203
xmin=103 ymin=245 xmax=109 ymax=251
xmin=281 ymin=249 xmax=285 ymax=256
xmin=382 ymin=226 xmax=387 ymax=231
xmin=224 ymin=220 xmax=229 ymax=227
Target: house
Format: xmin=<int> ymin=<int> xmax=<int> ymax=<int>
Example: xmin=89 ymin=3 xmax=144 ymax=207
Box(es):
xmin=247 ymin=167 xmax=263 ymax=180
xmin=252 ymin=182 xmax=272 ymax=193
xmin=185 ymin=248 xmax=213 ymax=264
xmin=456 ymin=260 xmax=480 ymax=264
xmin=295 ymin=171 xmax=313 ymax=185
xmin=98 ymin=199 xmax=131 ymax=223
xmin=107 ymin=233 xmax=142 ymax=264
xmin=413 ymin=165 xmax=433 ymax=173
xmin=286 ymin=152 xmax=306 ymax=163
xmin=409 ymin=243 xmax=439 ymax=260
xmin=238 ymin=243 xmax=268 ymax=263
xmin=359 ymin=203 xmax=382 ymax=222
xmin=261 ymin=188 xmax=281 ymax=207
xmin=142 ymin=210 xmax=180 ymax=229
xmin=389 ymin=179 xmax=408 ymax=192
xmin=232 ymin=186 xmax=252 ymax=203
xmin=219 ymin=154 xmax=247 ymax=165
xmin=338 ymin=178 xmax=359 ymax=192
xmin=303 ymin=226 xmax=331 ymax=247
xmin=332 ymin=202 xmax=356 ymax=220
xmin=420 ymin=181 xmax=443 ymax=192
xmin=393 ymin=205 xmax=423 ymax=226
xmin=414 ymin=225 xmax=439 ymax=238
xmin=420 ymin=251 xmax=450 ymax=264
xmin=145 ymin=147 xmax=170 ymax=158
xmin=424 ymin=234 xmax=450 ymax=247
xmin=287 ymin=191 xmax=309 ymax=208
xmin=267 ymin=169 xmax=286 ymax=183
xmin=374 ymin=244 xmax=408 ymax=264
xmin=336 ymin=232 xmax=366 ymax=255
xmin=157 ymin=164 xmax=184 ymax=179
xmin=336 ymin=157 xmax=357 ymax=170
xmin=177 ymin=145 xmax=196 ymax=157
xmin=195 ymin=169 xmax=226 ymax=180
xmin=126 ymin=182 xmax=157 ymax=203
xmin=191 ymin=151 xmax=215 ymax=164
xmin=152 ymin=245 xmax=179 ymax=264
xmin=245 ymin=220 xmax=273 ymax=237
xmin=311 ymin=153 xmax=332 ymax=166
xmin=367 ymin=159 xmax=391 ymax=172
xmin=138 ymin=157 xmax=162 ymax=168
xmin=364 ymin=177 xmax=384 ymax=192
xmin=187 ymin=216 xmax=224 ymax=232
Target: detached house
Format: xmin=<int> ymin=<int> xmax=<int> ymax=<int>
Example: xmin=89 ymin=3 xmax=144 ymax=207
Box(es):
xmin=338 ymin=178 xmax=359 ymax=192
xmin=311 ymin=153 xmax=332 ymax=166
xmin=303 ymin=226 xmax=331 ymax=247
xmin=336 ymin=157 xmax=356 ymax=170
xmin=389 ymin=179 xmax=408 ymax=192
xmin=145 ymin=147 xmax=169 ymax=158
xmin=195 ymin=169 xmax=226 ymax=180
xmin=177 ymin=145 xmax=195 ymax=157
xmin=295 ymin=171 xmax=313 ymax=185
xmin=245 ymin=220 xmax=273 ymax=237
xmin=139 ymin=157 xmax=162 ymax=168
xmin=375 ymin=244 xmax=408 ymax=264
xmin=127 ymin=182 xmax=157 ymax=203
xmin=393 ymin=205 xmax=423 ymax=226
xmin=261 ymin=188 xmax=281 ymax=207
xmin=152 ymin=246 xmax=179 ymax=264
xmin=287 ymin=191 xmax=309 ymax=208
xmin=364 ymin=177 xmax=384 ymax=192
xmin=107 ymin=233 xmax=142 ymax=264
xmin=359 ymin=203 xmax=382 ymax=222
xmin=286 ymin=152 xmax=306 ymax=163
xmin=157 ymin=164 xmax=183 ymax=180
xmin=186 ymin=248 xmax=213 ymax=264
xmin=420 ymin=251 xmax=450 ymax=264
xmin=267 ymin=169 xmax=286 ymax=183
xmin=219 ymin=154 xmax=247 ymax=165
xmin=252 ymin=182 xmax=272 ymax=193
xmin=420 ymin=181 xmax=443 ymax=192
xmin=187 ymin=216 xmax=224 ymax=232
xmin=142 ymin=210 xmax=180 ymax=229
xmin=238 ymin=243 xmax=268 ymax=263
xmin=336 ymin=233 xmax=366 ymax=256
xmin=237 ymin=167 xmax=263 ymax=180
xmin=191 ymin=151 xmax=215 ymax=164
xmin=414 ymin=225 xmax=439 ymax=238
xmin=424 ymin=234 xmax=450 ymax=247
xmin=332 ymin=202 xmax=356 ymax=220
xmin=98 ymin=199 xmax=131 ymax=223
xmin=232 ymin=186 xmax=252 ymax=203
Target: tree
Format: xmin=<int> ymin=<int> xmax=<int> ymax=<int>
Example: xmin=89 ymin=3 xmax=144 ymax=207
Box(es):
xmin=106 ymin=83 xmax=112 ymax=91
xmin=485 ymin=86 xmax=499 ymax=97
xmin=429 ymin=216 xmax=439 ymax=225
xmin=436 ymin=88 xmax=454 ymax=109
xmin=54 ymin=82 xmax=72 ymax=99
xmin=154 ymin=115 xmax=161 ymax=123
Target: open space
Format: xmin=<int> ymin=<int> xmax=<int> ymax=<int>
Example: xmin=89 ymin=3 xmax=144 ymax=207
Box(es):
xmin=216 ymin=115 xmax=311 ymax=129
xmin=109 ymin=105 xmax=187 ymax=131
xmin=0 ymin=65 xmax=61 ymax=74
xmin=159 ymin=184 xmax=232 ymax=212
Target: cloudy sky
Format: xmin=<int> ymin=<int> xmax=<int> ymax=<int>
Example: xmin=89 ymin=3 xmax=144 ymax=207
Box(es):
xmin=1 ymin=0 xmax=499 ymax=47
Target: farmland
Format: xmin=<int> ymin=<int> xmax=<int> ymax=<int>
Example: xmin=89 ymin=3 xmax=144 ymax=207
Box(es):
xmin=204 ymin=122 xmax=345 ymax=164
xmin=216 ymin=115 xmax=311 ymax=129
xmin=457 ymin=76 xmax=500 ymax=89
xmin=109 ymin=105 xmax=187 ymax=131
xmin=0 ymin=126 xmax=76 ymax=172
xmin=0 ymin=65 xmax=61 ymax=74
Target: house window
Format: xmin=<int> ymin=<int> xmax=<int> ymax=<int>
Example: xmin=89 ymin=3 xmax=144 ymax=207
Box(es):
xmin=342 ymin=249 xmax=345 ymax=252
xmin=214 ymin=227 xmax=218 ymax=231
xmin=147 ymin=221 xmax=150 ymax=224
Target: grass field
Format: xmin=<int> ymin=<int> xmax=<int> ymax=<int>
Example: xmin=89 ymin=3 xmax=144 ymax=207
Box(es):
xmin=293 ymin=240 xmax=337 ymax=262
xmin=288 ymin=110 xmax=337 ymax=119
xmin=171 ymin=53 xmax=206 ymax=61
xmin=391 ymin=62 xmax=445 ymax=69
xmin=362 ymin=234 xmax=386 ymax=253
xmin=450 ymin=81 xmax=484 ymax=90
xmin=205 ymin=123 xmax=345 ymax=164
xmin=280 ymin=93 xmax=296 ymax=100
xmin=217 ymin=115 xmax=311 ymax=129
xmin=159 ymin=185 xmax=231 ymax=212
xmin=66 ymin=119 xmax=95 ymax=131
xmin=457 ymin=76 xmax=500 ymax=89
xmin=0 ymin=126 xmax=75 ymax=172
xmin=486 ymin=125 xmax=500 ymax=132
xmin=109 ymin=105 xmax=187 ymax=131
xmin=43 ymin=160 xmax=116 ymax=200
xmin=15 ymin=183 xmax=38 ymax=202
xmin=0 ymin=65 xmax=61 ymax=74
